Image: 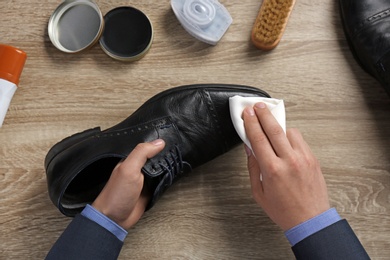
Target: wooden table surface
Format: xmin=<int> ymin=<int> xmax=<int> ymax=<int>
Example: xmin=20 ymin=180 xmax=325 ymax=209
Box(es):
xmin=1 ymin=0 xmax=390 ymax=259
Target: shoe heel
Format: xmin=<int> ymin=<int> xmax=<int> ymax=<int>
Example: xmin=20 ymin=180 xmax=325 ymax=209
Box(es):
xmin=45 ymin=127 xmax=101 ymax=168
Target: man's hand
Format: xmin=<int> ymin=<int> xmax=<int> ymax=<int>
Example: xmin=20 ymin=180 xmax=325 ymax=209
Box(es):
xmin=243 ymin=103 xmax=330 ymax=231
xmin=92 ymin=139 xmax=165 ymax=230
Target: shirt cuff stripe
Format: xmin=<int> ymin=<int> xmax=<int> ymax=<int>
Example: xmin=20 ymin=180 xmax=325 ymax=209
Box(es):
xmin=81 ymin=204 xmax=128 ymax=242
xmin=284 ymin=207 xmax=341 ymax=246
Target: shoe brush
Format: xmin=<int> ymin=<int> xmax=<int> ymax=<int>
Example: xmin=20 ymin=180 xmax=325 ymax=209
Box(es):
xmin=251 ymin=0 xmax=296 ymax=50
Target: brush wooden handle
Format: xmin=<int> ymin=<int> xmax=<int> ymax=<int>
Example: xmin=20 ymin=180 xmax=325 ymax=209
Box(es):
xmin=251 ymin=0 xmax=296 ymax=50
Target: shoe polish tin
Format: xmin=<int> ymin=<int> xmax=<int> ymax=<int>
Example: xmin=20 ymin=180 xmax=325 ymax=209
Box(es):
xmin=48 ymin=0 xmax=104 ymax=53
xmin=48 ymin=1 xmax=153 ymax=61
xmin=99 ymin=7 xmax=153 ymax=61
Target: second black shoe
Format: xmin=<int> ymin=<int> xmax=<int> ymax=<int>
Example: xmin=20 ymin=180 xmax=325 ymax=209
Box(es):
xmin=339 ymin=0 xmax=390 ymax=95
xmin=45 ymin=84 xmax=270 ymax=216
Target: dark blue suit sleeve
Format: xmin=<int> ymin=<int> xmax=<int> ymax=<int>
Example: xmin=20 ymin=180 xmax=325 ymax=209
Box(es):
xmin=46 ymin=214 xmax=123 ymax=260
xmin=292 ymin=219 xmax=370 ymax=260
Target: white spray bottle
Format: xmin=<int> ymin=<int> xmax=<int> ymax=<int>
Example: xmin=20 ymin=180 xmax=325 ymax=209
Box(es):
xmin=0 ymin=44 xmax=27 ymax=127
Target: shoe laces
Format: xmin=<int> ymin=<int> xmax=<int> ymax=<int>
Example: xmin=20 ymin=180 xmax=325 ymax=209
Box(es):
xmin=158 ymin=145 xmax=191 ymax=186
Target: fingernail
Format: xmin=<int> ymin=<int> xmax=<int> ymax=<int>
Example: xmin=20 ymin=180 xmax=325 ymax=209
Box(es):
xmin=244 ymin=145 xmax=252 ymax=157
xmin=245 ymin=107 xmax=255 ymax=116
xmin=150 ymin=139 xmax=164 ymax=146
xmin=255 ymin=102 xmax=266 ymax=109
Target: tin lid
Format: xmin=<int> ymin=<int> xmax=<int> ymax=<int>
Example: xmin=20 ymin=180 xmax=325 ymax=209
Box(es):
xmin=99 ymin=7 xmax=153 ymax=61
xmin=0 ymin=44 xmax=27 ymax=85
xmin=48 ymin=0 xmax=104 ymax=53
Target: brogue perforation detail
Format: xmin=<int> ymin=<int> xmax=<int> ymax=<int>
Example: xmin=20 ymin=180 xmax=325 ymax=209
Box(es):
xmin=352 ymin=8 xmax=390 ymax=37
xmin=94 ymin=117 xmax=173 ymax=139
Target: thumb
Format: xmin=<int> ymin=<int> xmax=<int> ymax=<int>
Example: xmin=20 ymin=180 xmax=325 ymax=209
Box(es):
xmin=121 ymin=139 xmax=166 ymax=171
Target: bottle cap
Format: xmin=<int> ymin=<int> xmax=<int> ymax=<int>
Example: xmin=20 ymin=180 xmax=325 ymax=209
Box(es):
xmin=171 ymin=0 xmax=233 ymax=45
xmin=0 ymin=44 xmax=27 ymax=85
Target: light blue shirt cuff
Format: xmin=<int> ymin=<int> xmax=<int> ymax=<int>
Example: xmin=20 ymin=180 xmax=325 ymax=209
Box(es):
xmin=81 ymin=204 xmax=128 ymax=242
xmin=284 ymin=207 xmax=341 ymax=246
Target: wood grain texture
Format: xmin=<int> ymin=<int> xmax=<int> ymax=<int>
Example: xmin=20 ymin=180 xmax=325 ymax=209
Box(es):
xmin=1 ymin=0 xmax=390 ymax=259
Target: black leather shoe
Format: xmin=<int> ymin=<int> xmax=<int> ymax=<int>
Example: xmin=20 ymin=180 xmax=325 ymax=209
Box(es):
xmin=339 ymin=0 xmax=390 ymax=95
xmin=45 ymin=84 xmax=270 ymax=216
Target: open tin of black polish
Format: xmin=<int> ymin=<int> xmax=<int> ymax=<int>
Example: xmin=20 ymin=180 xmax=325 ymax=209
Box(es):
xmin=48 ymin=0 xmax=153 ymax=61
xmin=100 ymin=7 xmax=153 ymax=61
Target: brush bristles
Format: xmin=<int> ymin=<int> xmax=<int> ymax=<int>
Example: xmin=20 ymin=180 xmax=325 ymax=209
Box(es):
xmin=251 ymin=0 xmax=295 ymax=50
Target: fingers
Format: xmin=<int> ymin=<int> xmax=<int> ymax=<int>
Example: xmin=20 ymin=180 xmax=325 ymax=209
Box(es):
xmin=92 ymin=140 xmax=165 ymax=230
xmin=121 ymin=187 xmax=151 ymax=228
xmin=120 ymin=139 xmax=165 ymax=172
xmin=287 ymin=128 xmax=311 ymax=154
xmin=243 ymin=106 xmax=276 ymax=164
xmin=252 ymin=103 xmax=292 ymax=158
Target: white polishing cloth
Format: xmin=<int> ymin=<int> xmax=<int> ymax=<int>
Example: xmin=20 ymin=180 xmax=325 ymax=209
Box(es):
xmin=229 ymin=95 xmax=286 ymax=152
